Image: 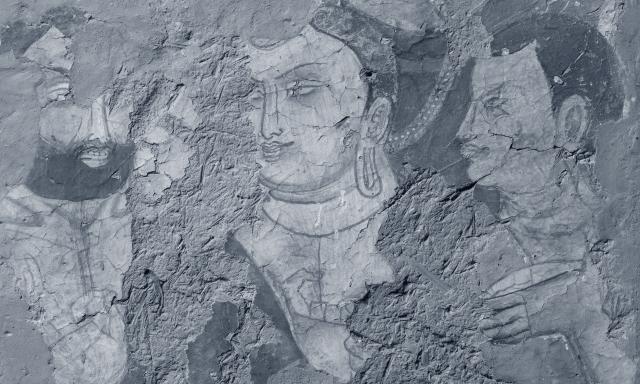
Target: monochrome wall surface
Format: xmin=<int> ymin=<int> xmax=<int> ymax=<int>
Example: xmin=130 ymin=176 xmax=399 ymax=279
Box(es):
xmin=1 ymin=0 xmax=639 ymax=383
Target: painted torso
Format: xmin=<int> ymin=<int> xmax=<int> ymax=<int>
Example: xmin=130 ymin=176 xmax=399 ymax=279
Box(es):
xmin=236 ymin=209 xmax=393 ymax=325
xmin=0 ymin=185 xmax=131 ymax=384
xmin=475 ymin=150 xmax=636 ymax=383
xmin=234 ymin=165 xmax=397 ymax=382
xmin=479 ymin=150 xmax=601 ymax=295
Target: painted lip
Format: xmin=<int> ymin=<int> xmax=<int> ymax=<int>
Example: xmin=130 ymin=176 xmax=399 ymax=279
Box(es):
xmin=260 ymin=141 xmax=293 ymax=162
xmin=460 ymin=140 xmax=491 ymax=159
xmin=77 ymin=145 xmax=112 ymax=167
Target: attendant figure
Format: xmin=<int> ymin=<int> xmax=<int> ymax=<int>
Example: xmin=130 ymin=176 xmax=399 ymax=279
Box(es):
xmin=0 ymin=24 xmax=134 ymax=384
xmin=458 ymin=11 xmax=636 ymax=383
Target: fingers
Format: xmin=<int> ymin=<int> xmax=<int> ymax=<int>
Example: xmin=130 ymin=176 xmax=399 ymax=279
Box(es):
xmin=484 ymin=293 xmax=525 ymax=311
xmin=480 ymin=312 xmax=530 ymax=343
xmin=479 ymin=304 xmax=522 ymax=331
xmin=480 ymin=296 xmax=532 ymax=343
xmin=499 ymin=332 xmax=531 ymax=345
xmin=480 ymin=304 xmax=520 ymax=325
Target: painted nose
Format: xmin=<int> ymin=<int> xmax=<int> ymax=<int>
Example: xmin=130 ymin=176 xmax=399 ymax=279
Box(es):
xmin=260 ymin=89 xmax=284 ymax=140
xmin=84 ymin=95 xmax=111 ymax=143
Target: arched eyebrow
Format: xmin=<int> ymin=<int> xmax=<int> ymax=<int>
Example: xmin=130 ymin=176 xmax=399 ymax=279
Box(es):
xmin=276 ymin=62 xmax=328 ymax=81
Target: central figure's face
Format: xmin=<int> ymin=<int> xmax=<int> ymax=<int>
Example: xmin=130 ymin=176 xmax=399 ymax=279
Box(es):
xmin=457 ymin=44 xmax=556 ymax=185
xmin=39 ymin=85 xmax=130 ymax=168
xmin=246 ymin=26 xmax=368 ymax=192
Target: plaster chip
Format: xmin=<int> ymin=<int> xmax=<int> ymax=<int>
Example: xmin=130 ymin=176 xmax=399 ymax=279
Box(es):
xmin=23 ymin=27 xmax=74 ymax=71
xmin=168 ymin=87 xmax=202 ymax=130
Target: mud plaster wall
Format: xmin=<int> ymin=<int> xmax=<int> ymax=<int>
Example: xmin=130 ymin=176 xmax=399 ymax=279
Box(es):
xmin=0 ymin=0 xmax=639 ymax=384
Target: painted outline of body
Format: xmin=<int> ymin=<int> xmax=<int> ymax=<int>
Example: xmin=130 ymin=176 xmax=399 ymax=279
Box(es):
xmin=458 ymin=10 xmax=635 ymax=383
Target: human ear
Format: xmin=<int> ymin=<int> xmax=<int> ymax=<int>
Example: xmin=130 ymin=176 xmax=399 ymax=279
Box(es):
xmin=556 ymin=95 xmax=589 ymax=150
xmin=363 ymin=97 xmax=391 ymax=145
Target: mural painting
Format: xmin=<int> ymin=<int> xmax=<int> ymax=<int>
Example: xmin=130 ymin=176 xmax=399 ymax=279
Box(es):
xmin=230 ymin=4 xmax=454 ymax=382
xmin=0 ymin=18 xmax=134 ymax=384
xmin=463 ymin=11 xmax=635 ymax=384
xmin=227 ymin=3 xmax=638 ymax=383
xmin=1 ymin=1 xmax=639 ymax=383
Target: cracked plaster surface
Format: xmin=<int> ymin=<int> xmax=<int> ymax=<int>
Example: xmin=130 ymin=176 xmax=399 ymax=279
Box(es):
xmin=0 ymin=1 xmax=640 ymax=384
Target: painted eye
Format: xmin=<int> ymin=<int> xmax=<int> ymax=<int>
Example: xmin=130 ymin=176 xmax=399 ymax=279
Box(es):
xmin=47 ymin=81 xmax=71 ymax=101
xmin=285 ymin=80 xmax=323 ymax=98
xmin=248 ymin=88 xmax=264 ymax=108
xmin=483 ymin=96 xmax=510 ymax=119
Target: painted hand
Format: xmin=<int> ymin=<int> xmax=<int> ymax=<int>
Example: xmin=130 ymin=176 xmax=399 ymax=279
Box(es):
xmin=479 ymin=293 xmax=532 ymax=344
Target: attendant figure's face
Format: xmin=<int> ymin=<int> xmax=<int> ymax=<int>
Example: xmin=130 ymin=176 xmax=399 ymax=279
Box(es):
xmin=246 ymin=26 xmax=368 ymax=192
xmin=456 ymin=44 xmax=556 ymax=184
xmin=39 ymin=79 xmax=130 ymax=168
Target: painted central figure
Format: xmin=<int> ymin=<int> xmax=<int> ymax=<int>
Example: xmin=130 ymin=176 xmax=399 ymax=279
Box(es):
xmin=233 ymin=4 xmax=448 ymax=381
xmin=237 ymin=24 xmax=396 ymax=383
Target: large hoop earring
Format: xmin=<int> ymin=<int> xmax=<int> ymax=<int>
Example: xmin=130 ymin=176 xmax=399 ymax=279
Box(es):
xmin=355 ymin=144 xmax=382 ymax=198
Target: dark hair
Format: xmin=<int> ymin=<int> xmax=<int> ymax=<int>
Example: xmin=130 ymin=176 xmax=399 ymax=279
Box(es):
xmin=483 ymin=12 xmax=624 ymax=125
xmin=0 ymin=6 xmax=86 ymax=56
xmin=1 ymin=6 xmax=138 ymax=104
xmin=309 ymin=4 xmax=448 ymax=140
xmin=396 ymin=12 xmax=625 ymax=188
